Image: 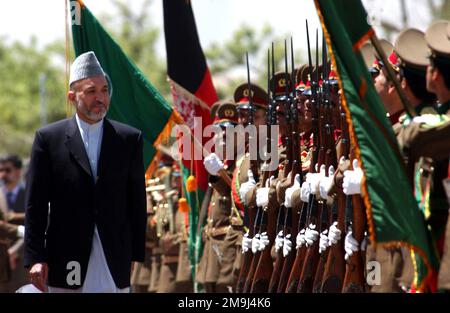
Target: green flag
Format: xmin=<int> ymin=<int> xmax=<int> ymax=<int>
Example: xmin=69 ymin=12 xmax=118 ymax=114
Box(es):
xmin=314 ymin=0 xmax=438 ymax=291
xmin=70 ymin=0 xmax=175 ymax=169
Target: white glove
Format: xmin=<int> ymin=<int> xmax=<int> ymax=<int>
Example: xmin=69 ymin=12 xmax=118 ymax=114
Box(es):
xmin=327 ymin=221 xmax=342 ymax=246
xmin=307 ymin=164 xmax=324 ymax=196
xmin=319 ymin=229 xmax=329 ymax=254
xmin=275 ymin=230 xmax=284 ymax=252
xmin=319 ymin=165 xmax=335 ymax=200
xmin=305 ymin=224 xmax=319 ymax=247
xmin=296 ymin=228 xmax=306 ymax=249
xmin=204 ymin=153 xmax=224 ymax=176
xmin=285 ymin=173 xmax=301 ymax=208
xmin=300 ymin=181 xmax=310 ymax=203
xmin=242 ymin=231 xmax=252 ymax=253
xmin=17 ymin=225 xmax=25 ymax=238
xmin=342 ymin=159 xmax=363 ymax=195
xmin=239 ymin=170 xmax=256 ymax=205
xmin=361 ymin=231 xmax=368 ymax=251
xmin=283 ymin=233 xmax=292 ymax=257
xmin=256 ymin=176 xmax=274 ymax=208
xmin=344 ymin=226 xmax=359 ymax=260
xmin=258 ymin=232 xmax=270 ymax=251
xmin=151 ymin=191 xmax=164 ymax=202
xmin=251 ymin=234 xmax=260 ymax=254
xmin=412 ymin=114 xmax=443 ymax=126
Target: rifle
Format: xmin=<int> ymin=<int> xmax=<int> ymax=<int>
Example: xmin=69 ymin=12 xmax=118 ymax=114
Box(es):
xmin=277 ymin=37 xmax=302 ymax=293
xmin=244 ymin=45 xmax=276 ymax=293
xmin=321 ymin=82 xmax=348 ymax=292
xmin=312 ymin=36 xmax=341 ymax=292
xmin=286 ymin=21 xmax=317 ymax=293
xmin=268 ymin=39 xmax=293 ymax=293
xmin=341 ymin=147 xmax=366 ymax=292
xmin=235 ymin=52 xmax=259 ymax=293
xmin=297 ymin=27 xmax=322 ymax=293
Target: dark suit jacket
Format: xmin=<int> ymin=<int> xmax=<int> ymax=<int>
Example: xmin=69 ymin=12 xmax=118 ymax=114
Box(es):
xmin=24 ymin=116 xmax=147 ymax=289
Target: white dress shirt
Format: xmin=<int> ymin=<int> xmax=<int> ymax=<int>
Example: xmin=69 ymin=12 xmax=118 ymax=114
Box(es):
xmin=48 ymin=114 xmax=129 ymax=293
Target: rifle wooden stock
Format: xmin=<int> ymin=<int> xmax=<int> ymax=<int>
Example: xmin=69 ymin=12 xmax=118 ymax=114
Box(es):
xmin=320 ymin=99 xmax=351 ymax=292
xmin=243 ymin=206 xmax=263 ymax=293
xmin=251 ymin=205 xmax=277 ymax=293
xmin=312 ymin=201 xmax=330 ymax=293
xmin=342 ymin=195 xmax=366 ymax=293
xmin=321 ymin=191 xmax=346 ymax=292
xmin=285 ymin=200 xmax=308 ymax=293
xmin=243 ymin=249 xmax=261 ymax=293
xmin=277 ymin=200 xmax=299 ymax=293
xmin=297 ymin=197 xmax=320 ymax=293
xmin=268 ymin=205 xmax=286 ymax=293
xmin=236 ymin=203 xmax=258 ymax=293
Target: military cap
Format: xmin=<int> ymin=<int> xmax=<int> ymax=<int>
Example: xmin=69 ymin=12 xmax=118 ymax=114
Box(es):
xmin=300 ymin=65 xmax=314 ymax=96
xmin=328 ymin=62 xmax=339 ymax=86
xmin=394 ymin=28 xmax=428 ymax=75
xmin=270 ymin=71 xmax=292 ymax=100
xmin=361 ymin=39 xmax=394 ymax=73
xmin=233 ymin=83 xmax=268 ymax=110
xmin=295 ymin=64 xmax=308 ymax=91
xmin=210 ymin=101 xmax=221 ymax=120
xmin=213 ymin=101 xmax=238 ymax=127
xmin=301 ymin=65 xmax=322 ymax=96
xmin=425 ymin=20 xmax=450 ymax=65
xmin=361 ymin=41 xmax=377 ymax=70
xmin=315 ymin=65 xmax=324 ymax=85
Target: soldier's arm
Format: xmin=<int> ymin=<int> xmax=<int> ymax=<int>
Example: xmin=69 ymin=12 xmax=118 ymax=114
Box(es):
xmin=0 ymin=221 xmax=19 ymax=241
xmin=7 ymin=212 xmax=25 ymax=225
xmin=210 ymin=172 xmax=232 ymax=196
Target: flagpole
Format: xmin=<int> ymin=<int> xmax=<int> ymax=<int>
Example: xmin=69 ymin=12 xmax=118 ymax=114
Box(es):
xmin=370 ymin=34 xmax=416 ymax=117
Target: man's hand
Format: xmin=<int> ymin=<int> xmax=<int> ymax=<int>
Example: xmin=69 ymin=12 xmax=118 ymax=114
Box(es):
xmin=29 ymin=262 xmax=48 ymax=292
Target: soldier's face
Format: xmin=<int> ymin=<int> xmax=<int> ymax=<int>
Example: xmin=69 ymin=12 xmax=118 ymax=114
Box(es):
xmin=299 ymin=98 xmax=312 ymax=132
xmin=237 ymin=109 xmax=249 ymax=126
xmin=237 ymin=108 xmax=266 ymax=127
xmin=374 ymin=70 xmax=391 ymax=110
xmin=254 ymin=109 xmax=266 ymax=126
xmin=426 ymin=65 xmax=438 ymax=94
xmin=68 ymin=75 xmax=110 ymax=124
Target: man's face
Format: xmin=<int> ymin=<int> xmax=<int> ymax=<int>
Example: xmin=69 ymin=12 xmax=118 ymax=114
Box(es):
xmin=213 ymin=125 xmax=238 ymax=160
xmin=0 ymin=162 xmax=21 ymax=186
xmin=254 ymin=109 xmax=266 ymax=126
xmin=426 ymin=65 xmax=437 ymax=94
xmin=237 ymin=107 xmax=266 ymax=127
xmin=68 ymin=75 xmax=110 ymax=124
xmin=298 ymin=97 xmax=312 ymax=132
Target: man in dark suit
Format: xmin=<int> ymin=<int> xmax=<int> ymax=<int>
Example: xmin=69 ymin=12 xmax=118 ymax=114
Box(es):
xmin=0 ymin=154 xmax=27 ymax=292
xmin=0 ymin=155 xmax=26 ymax=219
xmin=24 ymin=51 xmax=147 ymax=293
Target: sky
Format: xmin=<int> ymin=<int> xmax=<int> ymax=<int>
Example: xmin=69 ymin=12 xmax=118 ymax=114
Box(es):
xmin=0 ymin=0 xmax=441 ymax=77
xmin=0 ymin=0 xmax=321 ymax=53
